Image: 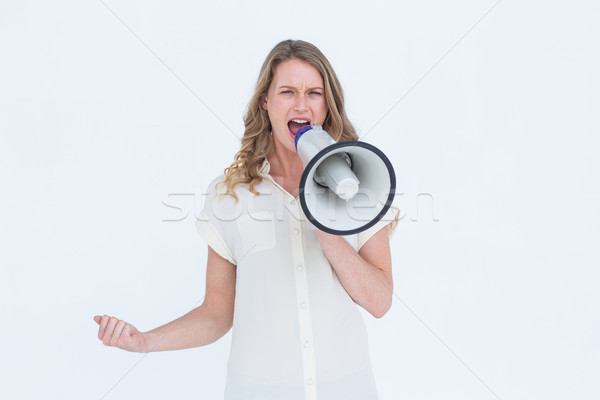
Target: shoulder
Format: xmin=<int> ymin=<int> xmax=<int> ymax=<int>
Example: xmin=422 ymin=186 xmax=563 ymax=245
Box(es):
xmin=202 ymin=174 xmax=256 ymax=218
xmin=205 ymin=174 xmax=227 ymax=197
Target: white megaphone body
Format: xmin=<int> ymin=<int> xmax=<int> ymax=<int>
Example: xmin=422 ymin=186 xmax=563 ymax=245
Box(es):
xmin=295 ymin=124 xmax=396 ymax=235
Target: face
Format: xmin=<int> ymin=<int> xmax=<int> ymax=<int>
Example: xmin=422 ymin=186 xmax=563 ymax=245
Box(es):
xmin=262 ymin=58 xmax=328 ymax=154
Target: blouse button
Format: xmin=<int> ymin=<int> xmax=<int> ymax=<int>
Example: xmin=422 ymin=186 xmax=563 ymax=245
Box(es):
xmin=291 ymin=199 xmax=296 ymax=205
xmin=307 ymin=378 xmax=314 ymax=386
xmin=296 ymin=264 xmax=304 ymax=271
xmin=300 ymin=302 xmax=307 ymax=309
xmin=304 ymin=340 xmax=311 ymax=348
xmin=293 ymin=228 xmax=300 ymax=235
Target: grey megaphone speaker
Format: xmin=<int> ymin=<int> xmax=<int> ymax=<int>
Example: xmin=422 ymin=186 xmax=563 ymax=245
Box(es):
xmin=295 ymin=124 xmax=396 ymax=235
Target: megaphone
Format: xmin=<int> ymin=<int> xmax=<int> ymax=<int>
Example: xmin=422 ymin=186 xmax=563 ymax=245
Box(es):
xmin=295 ymin=124 xmax=396 ymax=235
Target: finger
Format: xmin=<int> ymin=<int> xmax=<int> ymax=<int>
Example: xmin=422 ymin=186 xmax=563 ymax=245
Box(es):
xmin=102 ymin=317 xmax=119 ymax=346
xmin=122 ymin=324 xmax=137 ymax=346
xmin=93 ymin=315 xmax=101 ymax=324
xmin=122 ymin=323 xmax=132 ymax=340
xmin=98 ymin=315 xmax=110 ymax=340
xmin=110 ymin=320 xmax=126 ymax=347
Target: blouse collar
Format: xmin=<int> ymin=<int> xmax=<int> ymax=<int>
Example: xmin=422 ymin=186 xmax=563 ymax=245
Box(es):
xmin=259 ymin=158 xmax=271 ymax=175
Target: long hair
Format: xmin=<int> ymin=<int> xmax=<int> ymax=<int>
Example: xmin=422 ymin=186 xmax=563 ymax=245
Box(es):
xmin=219 ymin=39 xmax=358 ymax=198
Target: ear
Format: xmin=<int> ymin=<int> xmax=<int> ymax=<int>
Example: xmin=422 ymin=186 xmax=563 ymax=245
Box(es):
xmin=261 ymin=94 xmax=268 ymax=111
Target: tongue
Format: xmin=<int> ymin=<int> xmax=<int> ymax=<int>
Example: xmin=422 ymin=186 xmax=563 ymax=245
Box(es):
xmin=288 ymin=121 xmax=309 ymax=135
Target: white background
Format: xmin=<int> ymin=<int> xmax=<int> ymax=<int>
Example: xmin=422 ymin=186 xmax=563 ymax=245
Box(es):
xmin=1 ymin=0 xmax=598 ymax=399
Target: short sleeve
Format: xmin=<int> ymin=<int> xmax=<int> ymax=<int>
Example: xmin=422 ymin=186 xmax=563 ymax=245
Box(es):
xmin=195 ymin=176 xmax=238 ymax=265
xmin=356 ymin=205 xmax=400 ymax=251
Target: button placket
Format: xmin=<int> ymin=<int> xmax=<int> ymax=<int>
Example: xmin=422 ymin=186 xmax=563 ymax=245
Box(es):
xmin=289 ymin=202 xmax=317 ymax=400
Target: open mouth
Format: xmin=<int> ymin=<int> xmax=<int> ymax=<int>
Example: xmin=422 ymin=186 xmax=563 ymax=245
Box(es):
xmin=288 ymin=118 xmax=311 ymax=139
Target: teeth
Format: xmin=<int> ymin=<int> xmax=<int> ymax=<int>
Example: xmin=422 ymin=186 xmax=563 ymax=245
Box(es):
xmin=291 ymin=119 xmax=309 ymax=124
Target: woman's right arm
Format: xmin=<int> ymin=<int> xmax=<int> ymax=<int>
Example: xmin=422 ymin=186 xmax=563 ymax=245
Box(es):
xmin=94 ymin=246 xmax=236 ymax=353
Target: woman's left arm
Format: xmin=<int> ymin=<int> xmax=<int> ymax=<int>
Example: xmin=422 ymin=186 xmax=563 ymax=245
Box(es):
xmin=315 ymin=226 xmax=393 ymax=318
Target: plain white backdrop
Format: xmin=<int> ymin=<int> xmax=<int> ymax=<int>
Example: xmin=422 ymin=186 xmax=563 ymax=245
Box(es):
xmin=1 ymin=0 xmax=598 ymax=399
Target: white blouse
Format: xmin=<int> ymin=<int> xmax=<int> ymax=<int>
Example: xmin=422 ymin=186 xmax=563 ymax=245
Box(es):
xmin=196 ymin=159 xmax=399 ymax=400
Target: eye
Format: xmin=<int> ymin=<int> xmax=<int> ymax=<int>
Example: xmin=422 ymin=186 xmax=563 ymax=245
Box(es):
xmin=281 ymin=90 xmax=293 ymax=94
xmin=309 ymin=91 xmax=322 ymax=96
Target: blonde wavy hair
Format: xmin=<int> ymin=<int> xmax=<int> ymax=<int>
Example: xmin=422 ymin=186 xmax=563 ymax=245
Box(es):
xmin=219 ymin=39 xmax=358 ymax=198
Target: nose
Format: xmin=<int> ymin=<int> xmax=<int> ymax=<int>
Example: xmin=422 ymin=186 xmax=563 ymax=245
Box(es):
xmin=293 ymin=94 xmax=308 ymax=112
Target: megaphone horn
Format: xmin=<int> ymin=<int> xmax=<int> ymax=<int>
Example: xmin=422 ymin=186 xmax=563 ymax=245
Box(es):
xmin=295 ymin=124 xmax=396 ymax=235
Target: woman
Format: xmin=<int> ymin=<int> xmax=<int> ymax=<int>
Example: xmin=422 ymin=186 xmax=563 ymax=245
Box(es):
xmin=95 ymin=39 xmax=398 ymax=400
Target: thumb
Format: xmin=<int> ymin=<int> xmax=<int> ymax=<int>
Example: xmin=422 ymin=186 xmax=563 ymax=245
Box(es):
xmin=93 ymin=315 xmax=102 ymax=324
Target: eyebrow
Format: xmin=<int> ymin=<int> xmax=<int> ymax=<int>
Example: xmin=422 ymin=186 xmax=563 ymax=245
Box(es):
xmin=278 ymin=85 xmax=324 ymax=91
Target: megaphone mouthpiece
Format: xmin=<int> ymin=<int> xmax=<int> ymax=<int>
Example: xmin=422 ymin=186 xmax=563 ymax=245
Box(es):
xmin=314 ymin=153 xmax=360 ymax=200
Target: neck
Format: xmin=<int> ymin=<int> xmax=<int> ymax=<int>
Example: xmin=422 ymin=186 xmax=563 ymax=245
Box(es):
xmin=267 ymin=141 xmax=304 ymax=197
xmin=268 ymin=142 xmax=304 ymax=178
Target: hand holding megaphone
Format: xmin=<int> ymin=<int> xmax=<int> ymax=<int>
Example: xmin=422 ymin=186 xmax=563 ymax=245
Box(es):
xmin=295 ymin=124 xmax=396 ymax=235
